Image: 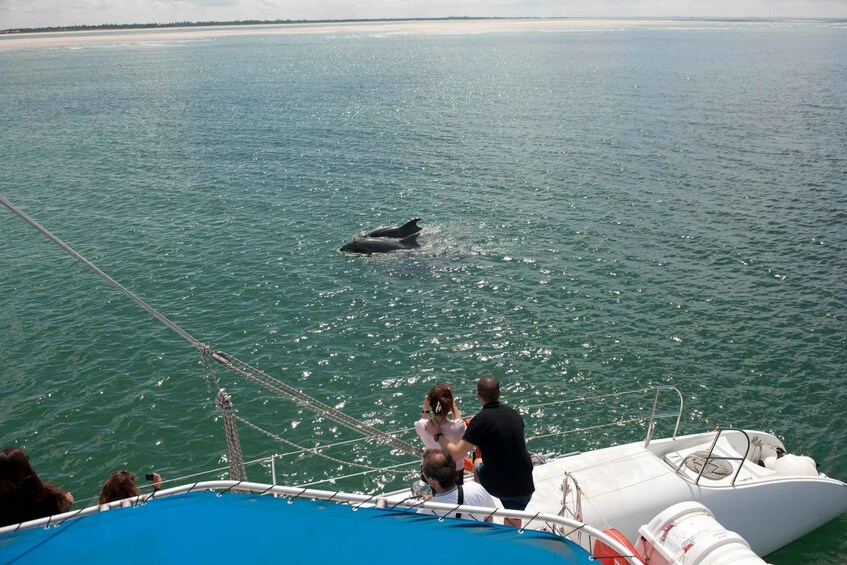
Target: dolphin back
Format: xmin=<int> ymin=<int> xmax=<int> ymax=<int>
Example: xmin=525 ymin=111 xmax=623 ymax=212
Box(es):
xmin=366 ymin=218 xmax=422 ymax=238
xmin=339 ymin=233 xmax=421 ymax=254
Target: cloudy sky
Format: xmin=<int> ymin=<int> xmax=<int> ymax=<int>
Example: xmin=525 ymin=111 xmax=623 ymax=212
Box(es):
xmin=1 ymin=0 xmax=845 ymax=30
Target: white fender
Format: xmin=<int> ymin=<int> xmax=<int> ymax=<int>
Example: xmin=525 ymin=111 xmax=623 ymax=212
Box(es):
xmin=634 ymin=502 xmax=769 ymax=565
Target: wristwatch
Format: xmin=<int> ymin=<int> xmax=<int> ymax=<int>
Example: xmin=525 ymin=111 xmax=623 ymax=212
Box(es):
xmin=433 ymin=433 xmax=443 ymax=442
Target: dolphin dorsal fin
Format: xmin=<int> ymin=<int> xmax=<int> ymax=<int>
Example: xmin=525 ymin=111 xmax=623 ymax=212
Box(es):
xmin=400 ymin=232 xmax=421 ymax=248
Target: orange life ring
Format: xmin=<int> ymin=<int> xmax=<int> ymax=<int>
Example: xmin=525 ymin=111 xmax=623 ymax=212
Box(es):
xmin=592 ymin=529 xmax=640 ymax=565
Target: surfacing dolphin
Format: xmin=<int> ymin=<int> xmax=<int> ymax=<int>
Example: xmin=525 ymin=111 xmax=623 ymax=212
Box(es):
xmin=366 ymin=218 xmax=422 ymax=239
xmin=340 ymin=233 xmax=421 ymax=255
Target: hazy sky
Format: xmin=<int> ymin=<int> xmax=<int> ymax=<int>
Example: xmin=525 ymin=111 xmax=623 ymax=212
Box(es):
xmin=1 ymin=0 xmax=846 ymax=30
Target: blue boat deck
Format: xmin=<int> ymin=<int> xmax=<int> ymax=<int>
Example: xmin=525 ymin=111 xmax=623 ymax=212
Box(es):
xmin=0 ymin=491 xmax=594 ymax=564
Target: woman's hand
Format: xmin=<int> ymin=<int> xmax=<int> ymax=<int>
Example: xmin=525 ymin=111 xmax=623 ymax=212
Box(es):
xmin=423 ymin=394 xmax=431 ymax=415
xmin=452 ymin=399 xmax=461 ymax=420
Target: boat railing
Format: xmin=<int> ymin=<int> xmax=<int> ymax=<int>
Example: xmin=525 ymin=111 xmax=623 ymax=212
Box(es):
xmin=675 ymin=427 xmax=751 ymax=486
xmin=86 ymin=385 xmax=682 ymax=505
xmin=151 ymin=386 xmax=670 ymax=494
xmin=129 ymin=385 xmax=680 ymax=498
xmin=150 ymin=385 xmax=676 ymax=492
xmin=644 ymin=386 xmax=684 ymax=447
xmin=0 ymin=480 xmax=644 ymax=565
xmin=559 ymin=471 xmax=585 ymax=546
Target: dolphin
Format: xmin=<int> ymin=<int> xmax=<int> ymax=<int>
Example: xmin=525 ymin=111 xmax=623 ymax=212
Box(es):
xmin=365 ymin=218 xmax=422 ymax=239
xmin=340 ymin=233 xmax=421 ymax=255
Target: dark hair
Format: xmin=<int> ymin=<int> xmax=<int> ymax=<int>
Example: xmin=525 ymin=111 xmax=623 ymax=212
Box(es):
xmin=99 ymin=471 xmax=140 ymax=504
xmin=477 ymin=375 xmax=500 ymax=403
xmin=0 ymin=447 xmax=70 ymax=527
xmin=422 ymin=448 xmax=457 ymax=490
xmin=427 ymin=384 xmax=454 ymax=416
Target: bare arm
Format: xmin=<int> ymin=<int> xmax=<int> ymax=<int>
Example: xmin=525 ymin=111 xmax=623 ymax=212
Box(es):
xmin=424 ymin=419 xmax=474 ymax=462
xmin=443 ymin=438 xmax=474 ymax=463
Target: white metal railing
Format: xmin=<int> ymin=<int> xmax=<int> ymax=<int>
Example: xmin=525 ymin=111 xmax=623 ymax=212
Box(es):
xmin=644 ymin=386 xmax=684 ymax=446
xmin=0 ymin=481 xmax=643 ymax=564
xmin=673 ymin=427 xmax=752 ymax=486
xmin=147 ymin=387 xmax=665 ymax=492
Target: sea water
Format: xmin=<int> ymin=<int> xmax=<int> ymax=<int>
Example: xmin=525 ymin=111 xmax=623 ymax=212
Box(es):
xmin=0 ymin=21 xmax=845 ymax=562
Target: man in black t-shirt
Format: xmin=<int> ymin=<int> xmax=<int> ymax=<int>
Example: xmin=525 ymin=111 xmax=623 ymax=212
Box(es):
xmin=426 ymin=375 xmax=534 ymax=527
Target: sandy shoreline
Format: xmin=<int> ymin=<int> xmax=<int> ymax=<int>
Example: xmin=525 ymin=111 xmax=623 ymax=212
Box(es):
xmin=0 ymin=18 xmax=763 ymax=50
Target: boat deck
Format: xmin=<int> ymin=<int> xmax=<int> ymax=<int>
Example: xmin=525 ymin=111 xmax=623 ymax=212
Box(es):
xmin=0 ymin=490 xmax=597 ymax=564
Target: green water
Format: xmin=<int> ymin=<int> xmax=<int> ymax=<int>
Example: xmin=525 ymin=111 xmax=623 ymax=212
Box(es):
xmin=1 ymin=22 xmax=845 ymax=562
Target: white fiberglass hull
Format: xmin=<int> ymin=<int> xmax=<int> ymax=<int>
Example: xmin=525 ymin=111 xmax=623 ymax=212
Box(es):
xmin=527 ymin=429 xmax=847 ymax=556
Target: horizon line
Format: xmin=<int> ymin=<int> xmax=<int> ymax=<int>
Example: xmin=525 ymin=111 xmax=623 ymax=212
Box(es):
xmin=3 ymin=15 xmax=846 ymax=36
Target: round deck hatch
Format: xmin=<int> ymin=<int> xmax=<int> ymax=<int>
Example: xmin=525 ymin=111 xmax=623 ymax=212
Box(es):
xmin=684 ymin=450 xmax=733 ymax=479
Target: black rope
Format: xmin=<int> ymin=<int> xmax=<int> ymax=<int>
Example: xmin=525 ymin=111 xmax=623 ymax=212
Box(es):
xmin=563 ymin=522 xmax=588 ymax=538
xmin=389 ymin=496 xmax=417 ymax=509
xmin=218 ymin=481 xmax=244 ymax=496
xmin=354 ymin=494 xmax=377 ymax=509
xmin=446 ymin=504 xmax=462 ymax=518
xmin=518 ymin=511 xmax=541 ymax=533
xmin=407 ymin=498 xmax=427 ymax=511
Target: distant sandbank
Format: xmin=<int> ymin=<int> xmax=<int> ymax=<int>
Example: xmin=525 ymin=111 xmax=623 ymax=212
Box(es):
xmin=0 ymin=18 xmax=778 ymax=50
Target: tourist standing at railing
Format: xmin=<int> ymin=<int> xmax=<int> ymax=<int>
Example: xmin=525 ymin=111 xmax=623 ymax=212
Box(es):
xmin=414 ymin=384 xmax=467 ymax=483
xmin=0 ymin=447 xmax=74 ymax=527
xmin=426 ymin=375 xmax=535 ymax=527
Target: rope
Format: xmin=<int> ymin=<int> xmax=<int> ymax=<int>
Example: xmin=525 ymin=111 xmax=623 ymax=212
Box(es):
xmin=233 ymin=414 xmax=381 ymax=471
xmin=210 ymin=350 xmax=419 ymax=457
xmin=520 ymin=387 xmax=654 ymax=411
xmin=214 ymin=389 xmax=247 ymax=481
xmin=294 ymin=459 xmax=420 ymax=488
xmin=526 ymin=416 xmax=646 ymax=442
xmin=0 ymin=194 xmax=208 ymax=353
xmin=1 ymin=194 xmax=418 ymax=460
xmin=131 ymin=433 xmax=419 ymax=491
xmin=273 ymin=426 xmax=415 ymax=455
